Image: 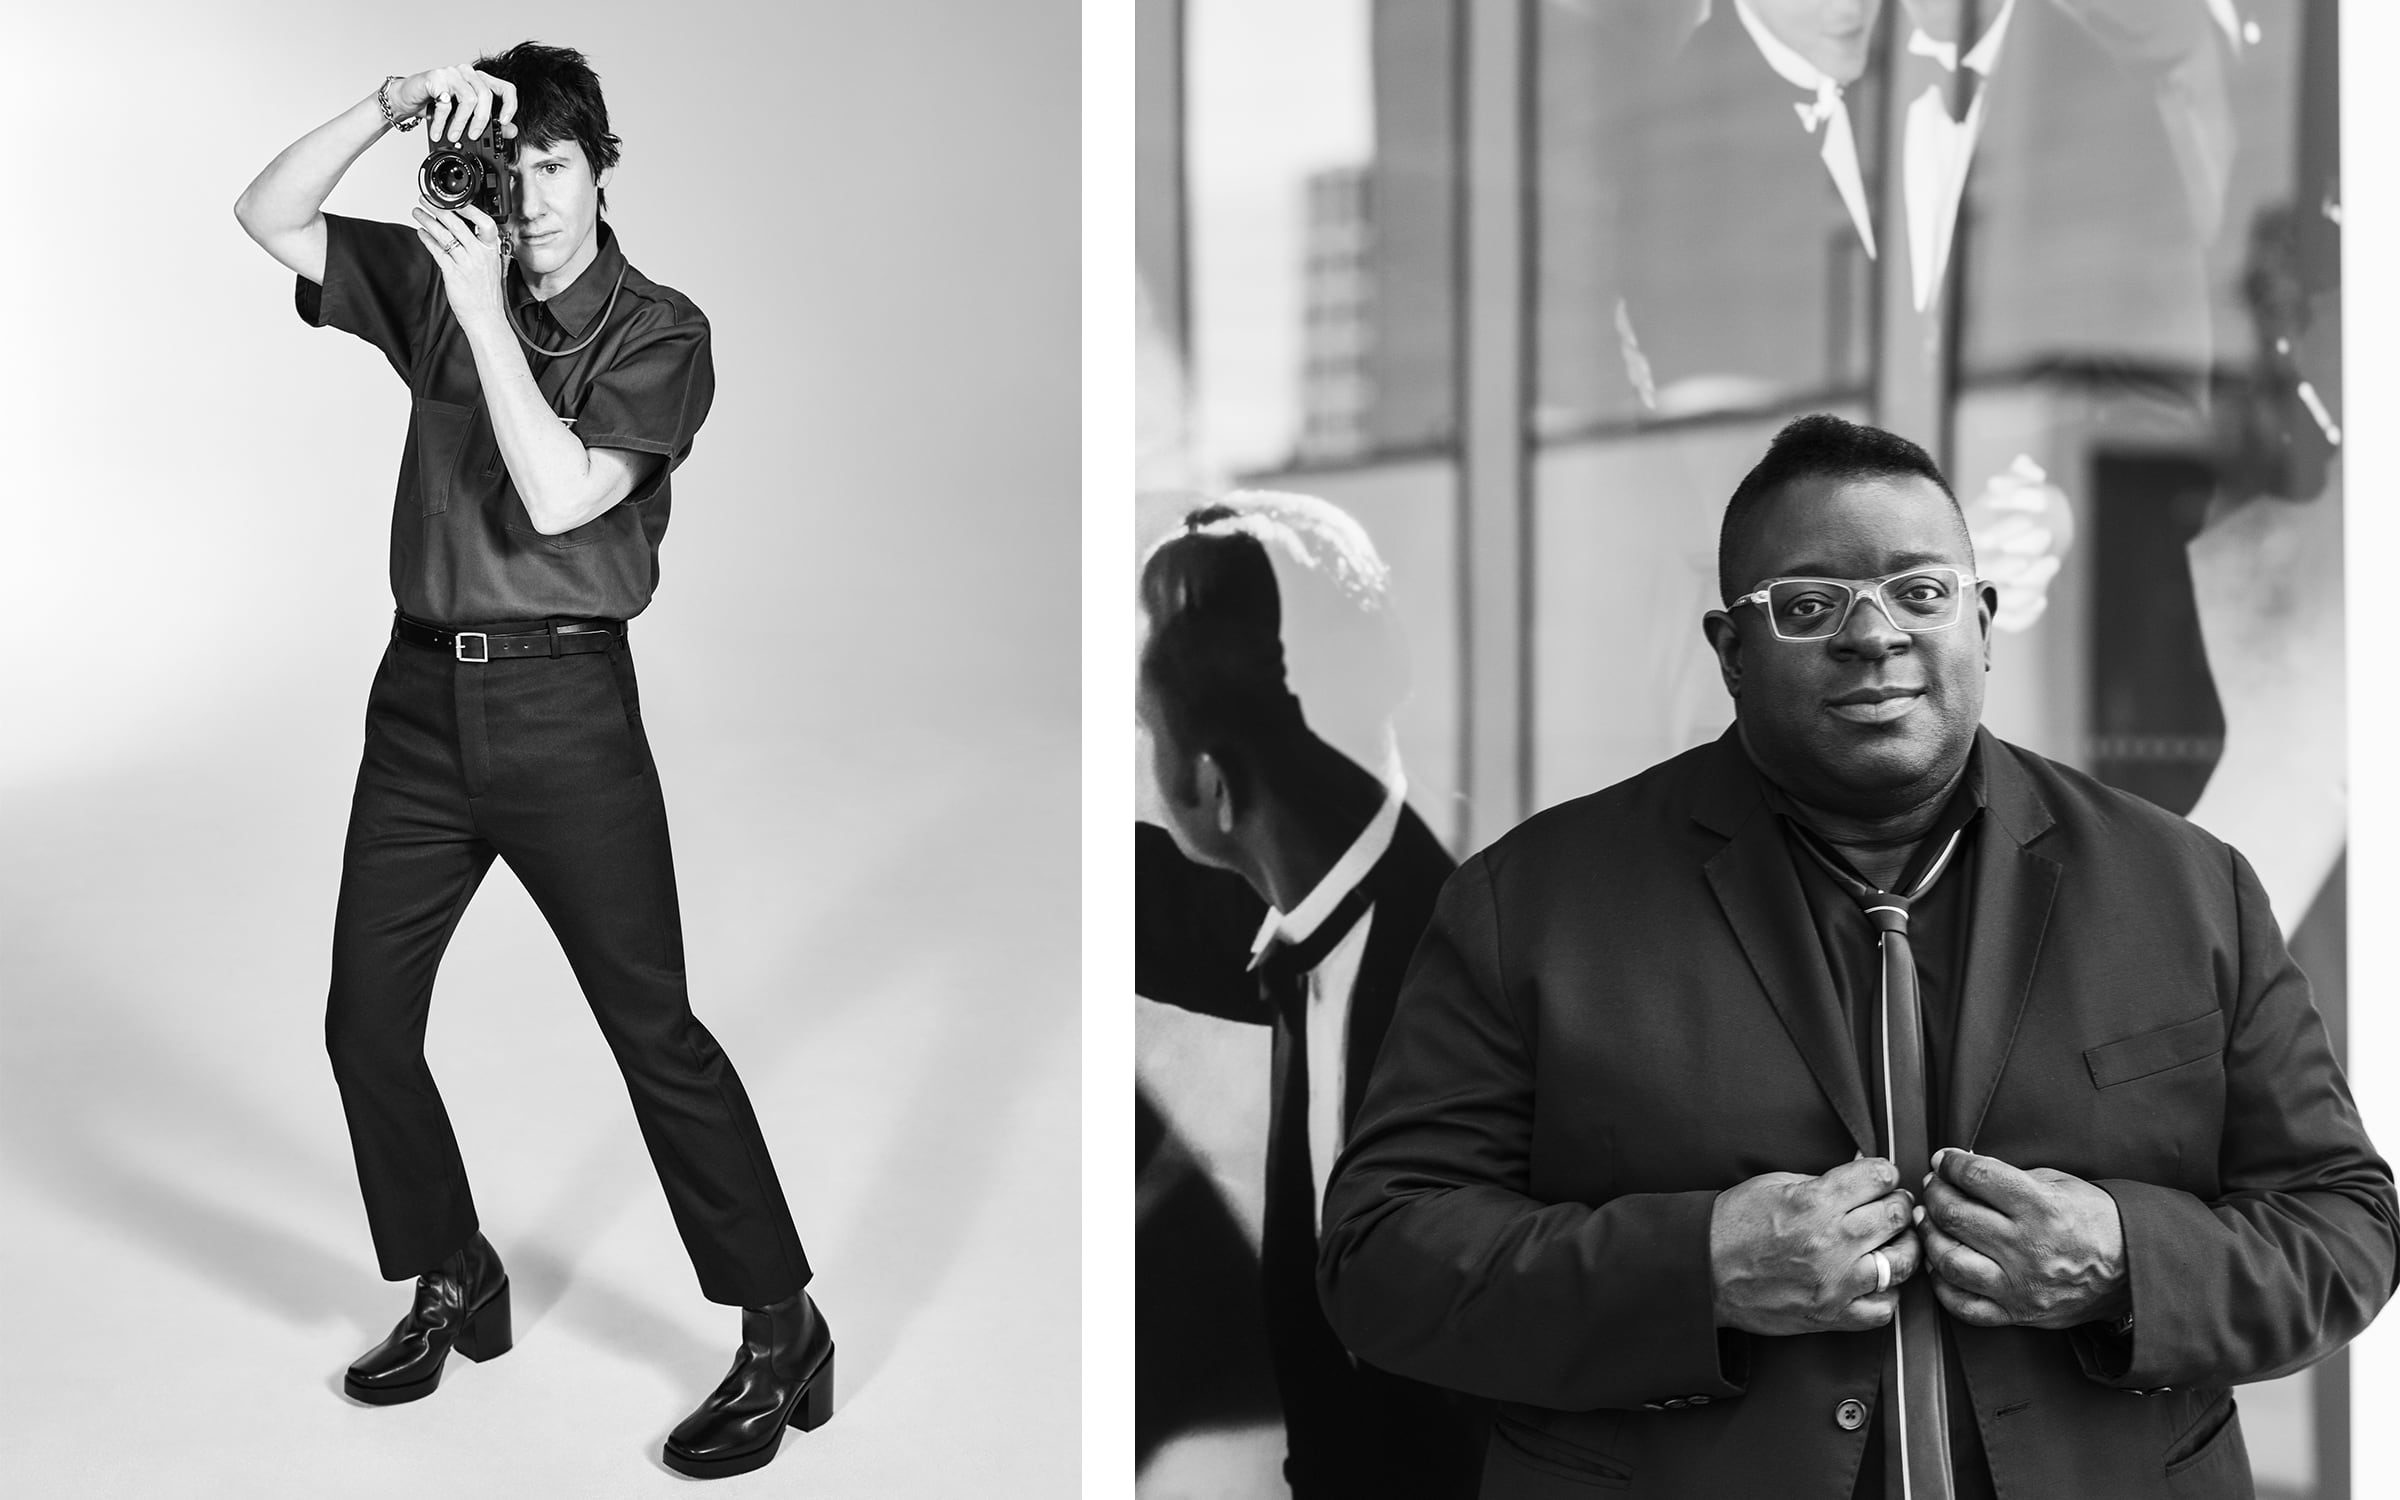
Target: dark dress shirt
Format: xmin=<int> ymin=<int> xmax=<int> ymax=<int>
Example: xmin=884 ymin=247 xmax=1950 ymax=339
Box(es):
xmin=297 ymin=215 xmax=714 ymax=626
xmin=1763 ymin=754 xmax=1996 ymax=1500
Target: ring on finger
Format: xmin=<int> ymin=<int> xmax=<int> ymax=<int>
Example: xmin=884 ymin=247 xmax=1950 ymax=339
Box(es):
xmin=1870 ymin=1249 xmax=1892 ymax=1294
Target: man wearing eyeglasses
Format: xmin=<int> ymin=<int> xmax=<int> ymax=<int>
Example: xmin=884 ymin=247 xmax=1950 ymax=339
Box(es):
xmin=1317 ymin=413 xmax=2394 ymax=1498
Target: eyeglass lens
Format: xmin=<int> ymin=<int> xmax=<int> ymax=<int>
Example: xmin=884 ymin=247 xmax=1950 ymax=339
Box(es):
xmin=1766 ymin=571 xmax=1962 ymax=639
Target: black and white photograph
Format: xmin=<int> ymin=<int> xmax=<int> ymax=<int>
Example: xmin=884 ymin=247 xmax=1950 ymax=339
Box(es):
xmin=3 ymin=2 xmax=1075 ymax=1494
xmin=1131 ymin=2 xmax=2395 ymax=1497
xmin=14 ymin=3 xmax=2400 ymax=1498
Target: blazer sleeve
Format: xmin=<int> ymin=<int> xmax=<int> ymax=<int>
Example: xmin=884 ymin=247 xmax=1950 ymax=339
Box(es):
xmin=1316 ymin=852 xmax=1744 ymax=1410
xmin=2083 ymin=845 xmax=2399 ymax=1389
xmin=1135 ymin=823 xmax=1271 ymax=1024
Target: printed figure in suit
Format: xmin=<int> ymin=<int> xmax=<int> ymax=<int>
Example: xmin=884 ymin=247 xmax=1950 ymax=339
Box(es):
xmin=1138 ymin=494 xmax=1488 ymax=1497
xmin=1610 ymin=0 xmax=2227 ymax=422
xmin=1608 ymin=0 xmax=1886 ymax=417
xmin=1318 ymin=415 xmax=2395 ymax=1499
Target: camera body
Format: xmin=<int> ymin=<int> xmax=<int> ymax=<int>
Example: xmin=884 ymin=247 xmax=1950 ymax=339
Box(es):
xmin=419 ymin=122 xmax=518 ymax=238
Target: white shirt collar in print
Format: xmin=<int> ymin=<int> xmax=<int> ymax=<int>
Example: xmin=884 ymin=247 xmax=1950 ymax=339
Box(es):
xmin=1248 ymin=773 xmax=1407 ymax=971
xmin=1905 ymin=0 xmax=2019 ymax=77
xmin=1733 ymin=0 xmax=1836 ymax=94
xmin=1899 ymin=0 xmax=2018 ymax=312
xmin=1731 ymin=0 xmax=1879 ymax=261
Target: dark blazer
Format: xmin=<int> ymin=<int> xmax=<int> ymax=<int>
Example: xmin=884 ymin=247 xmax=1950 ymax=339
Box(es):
xmin=1140 ymin=806 xmax=1489 ymax=1497
xmin=1318 ymin=729 xmax=2395 ymax=1500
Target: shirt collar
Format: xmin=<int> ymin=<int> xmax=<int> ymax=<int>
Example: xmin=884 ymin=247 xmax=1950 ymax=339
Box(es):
xmin=1733 ymin=0 xmax=1841 ymax=96
xmin=1906 ymin=0 xmax=2019 ymax=76
xmin=1759 ymin=737 xmax=1989 ymax=891
xmin=510 ymin=220 xmax=627 ymax=340
xmin=1247 ymin=773 xmax=1409 ymax=970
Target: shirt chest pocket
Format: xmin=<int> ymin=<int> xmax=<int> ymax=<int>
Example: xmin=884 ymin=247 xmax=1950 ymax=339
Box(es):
xmin=409 ymin=396 xmax=479 ymax=517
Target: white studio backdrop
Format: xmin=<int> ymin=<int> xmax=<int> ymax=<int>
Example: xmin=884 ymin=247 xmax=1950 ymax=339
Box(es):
xmin=1 ymin=2 xmax=1079 ymax=1496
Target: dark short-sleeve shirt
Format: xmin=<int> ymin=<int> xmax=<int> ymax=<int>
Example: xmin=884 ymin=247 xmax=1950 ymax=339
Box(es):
xmin=297 ymin=214 xmax=713 ymax=625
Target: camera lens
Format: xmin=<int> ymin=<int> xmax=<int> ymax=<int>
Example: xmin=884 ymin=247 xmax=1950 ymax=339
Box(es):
xmin=418 ymin=152 xmax=481 ymax=210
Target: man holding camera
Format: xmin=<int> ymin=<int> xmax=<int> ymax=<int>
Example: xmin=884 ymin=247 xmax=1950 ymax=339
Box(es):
xmin=235 ymin=43 xmax=827 ymax=1480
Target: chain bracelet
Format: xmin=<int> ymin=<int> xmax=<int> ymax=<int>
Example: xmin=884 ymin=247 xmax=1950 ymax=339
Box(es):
xmin=379 ymin=75 xmax=421 ymax=133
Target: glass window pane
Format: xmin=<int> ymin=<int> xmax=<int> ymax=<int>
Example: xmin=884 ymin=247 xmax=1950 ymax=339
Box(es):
xmin=1183 ymin=0 xmax=1457 ymax=475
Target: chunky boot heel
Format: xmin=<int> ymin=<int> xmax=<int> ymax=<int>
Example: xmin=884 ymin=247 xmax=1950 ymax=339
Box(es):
xmin=789 ymin=1347 xmax=835 ymax=1432
xmin=453 ymin=1277 xmax=512 ymax=1362
xmin=664 ymin=1292 xmax=836 ymax=1479
xmin=343 ymin=1233 xmax=510 ymax=1405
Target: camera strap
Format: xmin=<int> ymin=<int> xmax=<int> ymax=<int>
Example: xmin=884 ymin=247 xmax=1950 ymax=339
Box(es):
xmin=509 ymin=266 xmax=627 ymax=360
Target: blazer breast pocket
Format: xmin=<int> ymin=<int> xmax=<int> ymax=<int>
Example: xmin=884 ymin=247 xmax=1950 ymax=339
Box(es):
xmin=2085 ymin=1011 xmax=2226 ymax=1090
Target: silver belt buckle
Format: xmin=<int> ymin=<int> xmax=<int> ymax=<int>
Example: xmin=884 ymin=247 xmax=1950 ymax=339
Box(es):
xmin=454 ymin=631 xmax=491 ymax=663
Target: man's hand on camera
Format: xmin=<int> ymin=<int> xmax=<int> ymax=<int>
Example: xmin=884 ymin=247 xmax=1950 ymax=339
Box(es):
xmin=1709 ymin=1157 xmax=1921 ymax=1337
xmin=390 ymin=64 xmax=520 ymax=144
xmin=411 ymin=203 xmax=509 ymax=332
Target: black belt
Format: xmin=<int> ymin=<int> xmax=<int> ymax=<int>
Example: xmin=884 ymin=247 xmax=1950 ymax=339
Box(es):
xmin=393 ymin=614 xmax=626 ymax=663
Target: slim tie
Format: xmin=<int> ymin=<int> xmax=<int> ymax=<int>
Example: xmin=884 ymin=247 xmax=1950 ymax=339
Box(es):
xmin=1796 ymin=829 xmax=1965 ymax=1500
xmin=1255 ymin=887 xmax=1377 ymax=1254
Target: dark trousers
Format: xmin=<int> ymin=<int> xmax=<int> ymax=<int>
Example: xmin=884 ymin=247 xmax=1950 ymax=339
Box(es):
xmin=324 ymin=624 xmax=810 ymax=1307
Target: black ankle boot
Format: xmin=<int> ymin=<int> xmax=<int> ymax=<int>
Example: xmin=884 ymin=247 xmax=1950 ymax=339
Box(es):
xmin=661 ymin=1291 xmax=835 ymax=1479
xmin=343 ymin=1231 xmax=512 ymax=1405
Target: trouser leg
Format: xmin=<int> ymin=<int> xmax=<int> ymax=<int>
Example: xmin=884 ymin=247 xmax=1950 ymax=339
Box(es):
xmin=325 ymin=643 xmax=497 ymax=1281
xmin=476 ymin=641 xmax=810 ymax=1307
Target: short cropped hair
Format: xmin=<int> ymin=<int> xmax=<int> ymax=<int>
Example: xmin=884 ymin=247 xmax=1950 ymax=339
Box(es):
xmin=476 ymin=42 xmax=623 ymax=211
xmin=1717 ymin=414 xmax=1965 ymax=606
xmin=1140 ymin=492 xmax=1407 ymax=797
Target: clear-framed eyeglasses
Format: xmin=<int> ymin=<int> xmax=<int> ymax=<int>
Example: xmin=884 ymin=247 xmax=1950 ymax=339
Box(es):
xmin=1731 ymin=566 xmax=1981 ymax=642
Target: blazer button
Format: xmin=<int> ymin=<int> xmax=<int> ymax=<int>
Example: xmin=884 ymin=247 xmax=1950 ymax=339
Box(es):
xmin=1835 ymin=1398 xmax=1869 ymax=1431
xmin=1688 ymin=1395 xmax=1711 ymax=1407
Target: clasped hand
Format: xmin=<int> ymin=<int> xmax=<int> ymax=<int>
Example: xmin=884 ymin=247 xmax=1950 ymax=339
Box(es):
xmin=1916 ymin=1147 xmax=2128 ymax=1330
xmin=1709 ymin=1158 xmax=1919 ymax=1336
xmin=1711 ymin=1150 xmax=2127 ymax=1336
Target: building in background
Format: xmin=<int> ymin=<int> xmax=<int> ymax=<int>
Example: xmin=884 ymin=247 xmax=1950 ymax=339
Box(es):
xmin=1297 ymin=165 xmax=1374 ymax=464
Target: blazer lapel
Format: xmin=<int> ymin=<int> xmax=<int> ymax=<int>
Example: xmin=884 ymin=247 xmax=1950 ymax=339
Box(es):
xmin=1695 ymin=734 xmax=1877 ymax=1156
xmin=1949 ymin=730 xmax=2061 ymax=1148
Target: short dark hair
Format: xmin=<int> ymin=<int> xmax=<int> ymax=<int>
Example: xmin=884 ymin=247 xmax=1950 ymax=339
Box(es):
xmin=1717 ymin=414 xmax=1965 ymax=606
xmin=1139 ymin=493 xmax=1405 ymax=799
xmin=475 ymin=42 xmax=622 ymax=211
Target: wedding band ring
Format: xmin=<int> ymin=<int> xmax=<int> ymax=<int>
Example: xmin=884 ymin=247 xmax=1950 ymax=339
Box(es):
xmin=1871 ymin=1249 xmax=1892 ymax=1294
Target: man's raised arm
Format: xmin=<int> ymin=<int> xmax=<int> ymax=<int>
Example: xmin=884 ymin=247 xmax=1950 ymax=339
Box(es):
xmin=233 ymin=65 xmax=517 ymax=284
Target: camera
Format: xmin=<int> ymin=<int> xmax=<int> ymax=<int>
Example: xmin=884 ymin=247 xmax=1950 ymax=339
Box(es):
xmin=418 ymin=122 xmax=517 ymax=235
